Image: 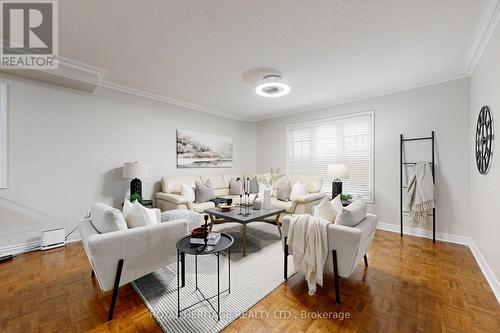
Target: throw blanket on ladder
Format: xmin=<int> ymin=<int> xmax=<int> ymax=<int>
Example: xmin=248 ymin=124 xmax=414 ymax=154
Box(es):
xmin=406 ymin=161 xmax=435 ymax=224
xmin=287 ymin=214 xmax=329 ymax=295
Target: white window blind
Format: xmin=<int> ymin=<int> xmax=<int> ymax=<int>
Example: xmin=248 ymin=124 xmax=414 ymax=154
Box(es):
xmin=287 ymin=111 xmax=374 ymax=201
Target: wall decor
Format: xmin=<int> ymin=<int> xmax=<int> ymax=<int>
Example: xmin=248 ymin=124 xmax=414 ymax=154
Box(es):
xmin=177 ymin=129 xmax=233 ymax=168
xmin=475 ymin=106 xmax=494 ymax=174
xmin=0 ymin=82 xmax=7 ymax=188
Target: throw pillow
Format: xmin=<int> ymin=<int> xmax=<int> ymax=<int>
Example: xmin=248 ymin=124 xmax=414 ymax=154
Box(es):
xmin=91 ymin=203 xmax=128 ymax=233
xmin=122 ymin=199 xmax=133 ymax=216
xmin=248 ymin=177 xmax=259 ymax=194
xmin=289 ymin=181 xmax=307 ymax=201
xmin=335 ymin=200 xmax=367 ymax=227
xmin=276 ymin=180 xmax=292 ymax=201
xmin=331 ymin=194 xmax=344 ymax=214
xmin=195 ymin=179 xmax=216 ymax=203
xmin=313 ymin=197 xmax=338 ymax=223
xmin=229 ymin=178 xmax=242 ymax=195
xmin=124 ymin=200 xmax=158 ymax=228
xmin=181 ymin=182 xmax=195 ymax=203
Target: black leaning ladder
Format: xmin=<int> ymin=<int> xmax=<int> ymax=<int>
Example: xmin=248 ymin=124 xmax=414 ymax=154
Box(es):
xmin=400 ymin=131 xmax=436 ymax=243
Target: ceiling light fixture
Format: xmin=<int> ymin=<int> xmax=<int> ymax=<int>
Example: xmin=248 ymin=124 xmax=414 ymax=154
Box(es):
xmin=255 ymin=75 xmax=290 ymax=98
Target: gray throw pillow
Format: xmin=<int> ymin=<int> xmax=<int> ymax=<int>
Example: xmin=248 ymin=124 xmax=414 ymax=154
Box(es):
xmin=276 ymin=180 xmax=291 ymax=201
xmin=249 ymin=177 xmax=259 ymax=194
xmin=229 ymin=178 xmax=242 ymax=195
xmin=336 ymin=201 xmax=367 ymax=227
xmin=195 ymin=179 xmax=216 ymax=203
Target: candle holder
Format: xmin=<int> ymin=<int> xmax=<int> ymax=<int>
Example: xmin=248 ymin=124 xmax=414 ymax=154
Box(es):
xmin=244 ymin=192 xmax=251 ymax=217
xmin=238 ymin=194 xmax=243 ymax=215
xmin=197 ymin=215 xmax=214 ymax=252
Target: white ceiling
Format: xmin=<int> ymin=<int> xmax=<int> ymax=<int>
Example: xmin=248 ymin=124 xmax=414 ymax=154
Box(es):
xmin=59 ymin=1 xmax=496 ymax=121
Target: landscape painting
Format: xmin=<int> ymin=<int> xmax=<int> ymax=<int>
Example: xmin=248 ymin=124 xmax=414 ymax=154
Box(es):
xmin=176 ymin=129 xmax=233 ymax=168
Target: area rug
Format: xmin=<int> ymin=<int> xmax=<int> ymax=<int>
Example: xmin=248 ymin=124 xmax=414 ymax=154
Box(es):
xmin=132 ymin=220 xmax=293 ymax=333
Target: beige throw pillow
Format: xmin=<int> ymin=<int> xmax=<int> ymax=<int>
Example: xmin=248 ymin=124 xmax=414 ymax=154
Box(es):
xmin=181 ymin=182 xmax=195 ymax=203
xmin=289 ymin=181 xmax=307 ymax=201
xmin=276 ymin=180 xmax=292 ymax=201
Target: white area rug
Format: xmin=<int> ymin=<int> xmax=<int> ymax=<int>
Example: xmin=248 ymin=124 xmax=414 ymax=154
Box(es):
xmin=132 ymin=221 xmax=294 ymax=333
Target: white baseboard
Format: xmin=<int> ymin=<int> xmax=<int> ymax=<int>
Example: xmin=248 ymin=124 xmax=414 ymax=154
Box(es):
xmin=376 ymin=222 xmax=471 ymax=245
xmin=377 ymin=222 xmax=500 ymax=303
xmin=468 ymin=239 xmax=500 ymax=303
xmin=0 ymin=232 xmax=81 ymax=257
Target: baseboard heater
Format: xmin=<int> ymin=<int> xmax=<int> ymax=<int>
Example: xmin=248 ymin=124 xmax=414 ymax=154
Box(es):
xmin=41 ymin=228 xmax=66 ymax=250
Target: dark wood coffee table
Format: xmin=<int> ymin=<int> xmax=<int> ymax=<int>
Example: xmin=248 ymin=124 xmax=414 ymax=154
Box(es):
xmin=204 ymin=206 xmax=285 ymax=256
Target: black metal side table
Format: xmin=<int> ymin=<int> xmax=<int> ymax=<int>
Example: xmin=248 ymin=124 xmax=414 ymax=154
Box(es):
xmin=176 ymin=233 xmax=233 ymax=321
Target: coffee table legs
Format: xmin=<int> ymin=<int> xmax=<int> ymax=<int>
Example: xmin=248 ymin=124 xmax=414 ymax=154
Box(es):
xmin=275 ymin=213 xmax=282 ymax=239
xmin=242 ymin=224 xmax=247 ymax=256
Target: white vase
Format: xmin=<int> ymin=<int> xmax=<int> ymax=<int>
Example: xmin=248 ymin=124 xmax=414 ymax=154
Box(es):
xmin=263 ymin=188 xmax=272 ymax=210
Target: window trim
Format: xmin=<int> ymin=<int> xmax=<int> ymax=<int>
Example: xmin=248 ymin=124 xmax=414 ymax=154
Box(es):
xmin=286 ymin=110 xmax=375 ymax=203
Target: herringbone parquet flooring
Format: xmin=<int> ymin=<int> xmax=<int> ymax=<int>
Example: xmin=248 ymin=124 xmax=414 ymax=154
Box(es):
xmin=0 ymin=230 xmax=498 ymax=332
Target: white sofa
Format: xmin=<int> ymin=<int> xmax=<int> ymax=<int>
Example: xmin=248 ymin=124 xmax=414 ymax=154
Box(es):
xmin=79 ymin=203 xmax=189 ymax=320
xmin=155 ymin=173 xmax=326 ymax=215
xmin=282 ymin=211 xmax=377 ymax=303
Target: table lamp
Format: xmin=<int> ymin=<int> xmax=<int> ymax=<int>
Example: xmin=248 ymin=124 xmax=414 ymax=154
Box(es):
xmin=123 ymin=161 xmax=148 ymax=197
xmin=327 ymin=164 xmax=349 ymax=199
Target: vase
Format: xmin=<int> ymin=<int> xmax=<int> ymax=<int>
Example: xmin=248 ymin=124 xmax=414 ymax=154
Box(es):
xmin=263 ymin=187 xmax=272 ymax=210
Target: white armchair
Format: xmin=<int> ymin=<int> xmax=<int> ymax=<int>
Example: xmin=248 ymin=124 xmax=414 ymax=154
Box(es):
xmin=79 ymin=203 xmax=189 ymax=320
xmin=281 ymin=212 xmax=377 ymax=303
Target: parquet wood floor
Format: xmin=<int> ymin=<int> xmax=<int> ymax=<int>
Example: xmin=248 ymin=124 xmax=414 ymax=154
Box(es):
xmin=0 ymin=230 xmax=498 ymax=332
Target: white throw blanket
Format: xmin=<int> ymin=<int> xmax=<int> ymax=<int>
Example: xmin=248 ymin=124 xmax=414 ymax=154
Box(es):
xmin=287 ymin=214 xmax=329 ymax=295
xmin=406 ymin=161 xmax=435 ymax=224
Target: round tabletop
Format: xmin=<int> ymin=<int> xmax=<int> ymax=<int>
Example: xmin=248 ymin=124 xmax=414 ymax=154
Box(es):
xmin=176 ymin=233 xmax=234 ymax=255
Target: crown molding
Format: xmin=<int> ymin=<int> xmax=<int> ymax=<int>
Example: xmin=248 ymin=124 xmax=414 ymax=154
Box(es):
xmin=466 ymin=0 xmax=500 ymax=75
xmin=98 ymin=79 xmax=247 ymax=121
xmin=57 ymin=56 xmax=105 ymax=78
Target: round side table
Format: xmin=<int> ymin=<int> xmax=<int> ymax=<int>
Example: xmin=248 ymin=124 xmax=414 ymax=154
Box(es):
xmin=176 ymin=233 xmax=233 ymax=321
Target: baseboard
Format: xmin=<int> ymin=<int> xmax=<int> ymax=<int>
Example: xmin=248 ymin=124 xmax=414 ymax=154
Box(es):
xmin=376 ymin=222 xmax=471 ymax=245
xmin=0 ymin=232 xmax=81 ymax=257
xmin=468 ymin=240 xmax=500 ymax=303
xmin=377 ymin=222 xmax=500 ymax=303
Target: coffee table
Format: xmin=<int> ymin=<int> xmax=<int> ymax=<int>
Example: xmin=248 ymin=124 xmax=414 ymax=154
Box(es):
xmin=204 ymin=206 xmax=285 ymax=256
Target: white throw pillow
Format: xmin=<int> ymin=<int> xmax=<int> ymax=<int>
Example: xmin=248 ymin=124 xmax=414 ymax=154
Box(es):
xmin=313 ymin=197 xmax=338 ymax=223
xmin=330 ymin=194 xmax=344 ymax=214
xmin=181 ymin=182 xmax=195 ymax=203
xmin=289 ymin=181 xmax=307 ymax=201
xmin=122 ymin=199 xmax=133 ymax=216
xmin=335 ymin=200 xmax=367 ymax=227
xmin=91 ymin=203 xmax=128 ymax=233
xmin=124 ymin=200 xmax=158 ymax=228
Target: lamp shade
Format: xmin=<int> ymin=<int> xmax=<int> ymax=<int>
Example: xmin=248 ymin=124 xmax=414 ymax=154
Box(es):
xmin=327 ymin=164 xmax=349 ymax=179
xmin=123 ymin=161 xmax=148 ymax=179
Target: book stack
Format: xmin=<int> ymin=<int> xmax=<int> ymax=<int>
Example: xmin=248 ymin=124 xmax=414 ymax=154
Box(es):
xmin=190 ymin=232 xmax=221 ymax=246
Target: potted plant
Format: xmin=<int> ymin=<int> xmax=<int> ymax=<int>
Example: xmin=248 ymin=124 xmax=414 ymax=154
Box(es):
xmin=129 ymin=193 xmax=143 ymax=203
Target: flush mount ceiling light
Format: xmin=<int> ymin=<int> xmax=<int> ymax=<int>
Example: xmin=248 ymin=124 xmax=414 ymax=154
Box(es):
xmin=255 ymin=75 xmax=290 ymax=98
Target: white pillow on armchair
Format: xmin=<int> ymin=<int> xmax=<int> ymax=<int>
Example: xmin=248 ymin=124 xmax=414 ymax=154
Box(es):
xmin=123 ymin=200 xmax=158 ymax=228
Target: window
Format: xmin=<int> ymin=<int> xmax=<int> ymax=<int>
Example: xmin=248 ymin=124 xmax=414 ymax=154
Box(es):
xmin=286 ymin=111 xmax=374 ymax=201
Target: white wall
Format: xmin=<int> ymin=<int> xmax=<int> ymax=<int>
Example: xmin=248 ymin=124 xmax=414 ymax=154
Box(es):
xmin=257 ymin=78 xmax=470 ymax=236
xmin=0 ymin=75 xmax=257 ymax=248
xmin=469 ymin=22 xmax=500 ymax=286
